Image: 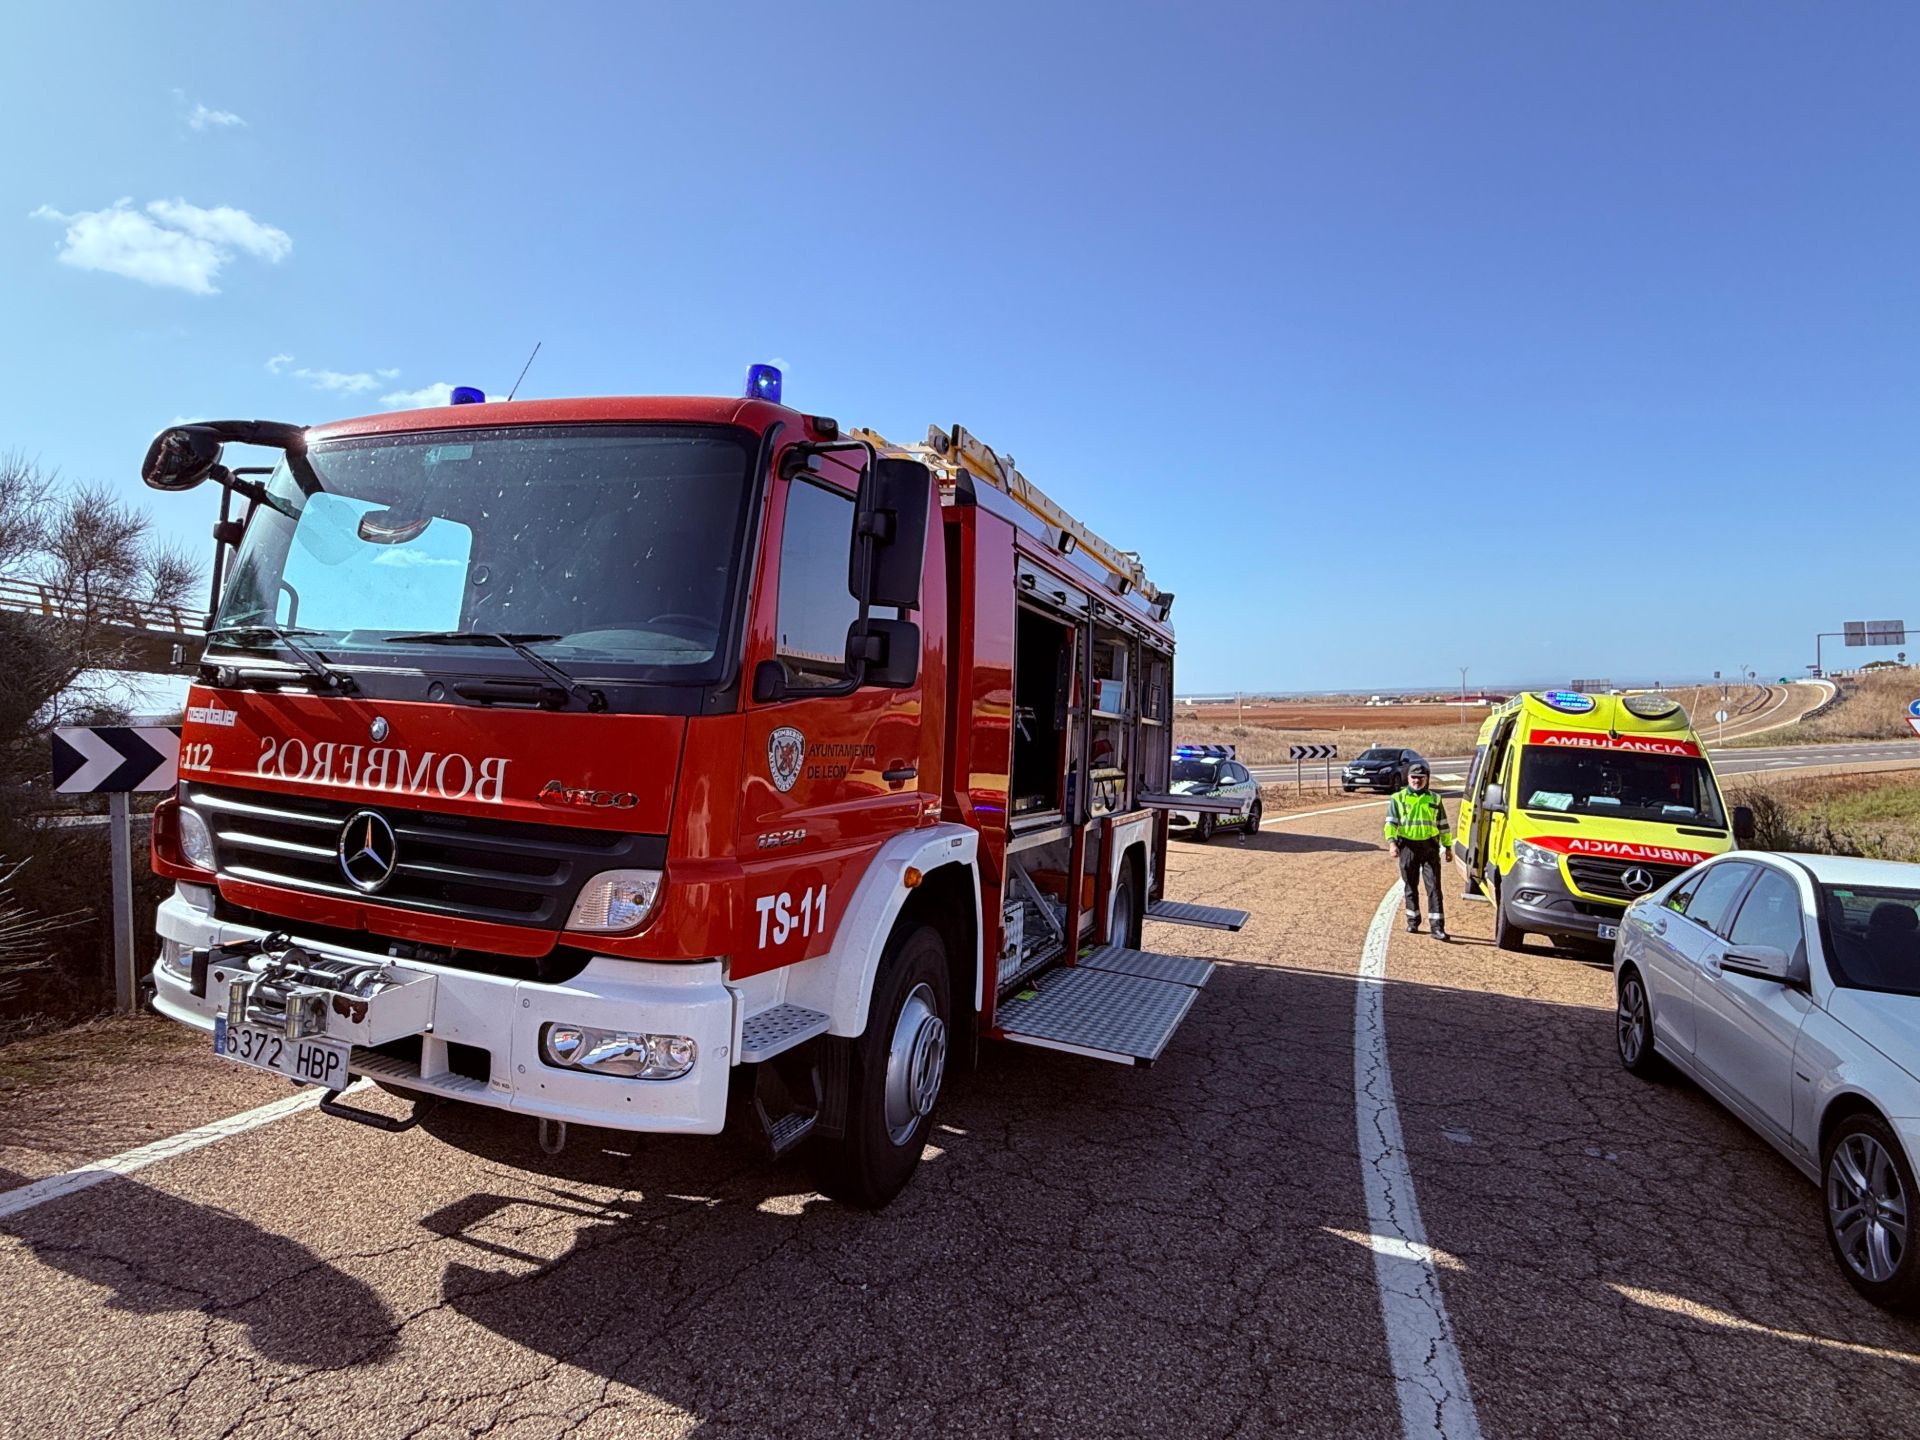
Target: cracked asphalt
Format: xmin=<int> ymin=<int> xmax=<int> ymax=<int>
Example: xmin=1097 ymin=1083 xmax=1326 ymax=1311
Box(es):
xmin=4 ymin=797 xmax=1919 ymax=1438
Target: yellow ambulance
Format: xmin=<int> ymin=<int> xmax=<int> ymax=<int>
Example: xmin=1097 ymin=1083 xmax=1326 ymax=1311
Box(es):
xmin=1455 ymin=690 xmax=1754 ymax=951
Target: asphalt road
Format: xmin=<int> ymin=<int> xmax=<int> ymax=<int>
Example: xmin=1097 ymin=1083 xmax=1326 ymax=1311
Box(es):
xmin=1251 ymin=737 xmax=1920 ymax=786
xmin=6 ymin=801 xmax=1919 ymax=1438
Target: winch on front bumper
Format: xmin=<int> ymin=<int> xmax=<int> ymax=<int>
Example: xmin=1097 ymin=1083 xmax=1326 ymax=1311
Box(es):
xmin=151 ymin=885 xmax=735 ymax=1135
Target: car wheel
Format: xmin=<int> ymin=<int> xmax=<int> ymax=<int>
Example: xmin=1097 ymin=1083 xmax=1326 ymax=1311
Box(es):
xmin=1245 ymin=799 xmax=1262 ymax=834
xmin=1823 ymin=1112 xmax=1920 ymax=1311
xmin=1615 ymin=967 xmax=1665 ymax=1078
xmin=1493 ymin=877 xmax=1526 ymax=952
xmin=1197 ymin=813 xmax=1215 ymax=843
xmin=808 ymin=925 xmax=950 ymax=1210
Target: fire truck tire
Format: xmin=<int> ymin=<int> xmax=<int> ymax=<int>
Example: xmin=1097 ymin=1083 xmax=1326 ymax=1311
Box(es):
xmin=1109 ymin=863 xmax=1142 ymax=949
xmin=809 ymin=924 xmax=950 ymax=1209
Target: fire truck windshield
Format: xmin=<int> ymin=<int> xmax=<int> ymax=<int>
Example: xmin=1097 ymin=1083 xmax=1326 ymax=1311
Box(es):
xmin=216 ymin=424 xmax=757 ymax=683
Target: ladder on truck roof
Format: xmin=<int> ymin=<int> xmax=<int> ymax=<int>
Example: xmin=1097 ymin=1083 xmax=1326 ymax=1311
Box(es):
xmin=853 ymin=423 xmax=1163 ymax=605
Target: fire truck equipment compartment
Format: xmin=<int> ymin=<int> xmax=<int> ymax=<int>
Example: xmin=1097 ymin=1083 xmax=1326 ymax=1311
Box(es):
xmin=997 ymin=959 xmax=1209 ymax=1066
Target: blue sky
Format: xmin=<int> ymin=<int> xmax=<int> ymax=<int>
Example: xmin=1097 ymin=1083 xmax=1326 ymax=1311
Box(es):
xmin=4 ymin=3 xmax=1917 ymax=694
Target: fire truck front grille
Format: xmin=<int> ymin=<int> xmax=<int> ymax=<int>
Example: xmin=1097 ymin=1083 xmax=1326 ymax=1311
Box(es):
xmin=1564 ymin=857 xmax=1689 ymax=903
xmin=188 ymin=783 xmax=666 ymax=929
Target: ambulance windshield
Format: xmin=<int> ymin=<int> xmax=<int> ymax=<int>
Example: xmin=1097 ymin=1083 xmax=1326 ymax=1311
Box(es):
xmin=216 ymin=425 xmax=756 ymax=683
xmin=1516 ymin=748 xmax=1726 ymax=827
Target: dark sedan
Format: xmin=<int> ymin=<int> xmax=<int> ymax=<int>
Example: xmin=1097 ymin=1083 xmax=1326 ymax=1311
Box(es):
xmin=1342 ymin=747 xmax=1426 ymax=793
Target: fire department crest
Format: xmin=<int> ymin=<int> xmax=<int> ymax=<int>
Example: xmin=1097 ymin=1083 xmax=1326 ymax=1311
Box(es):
xmin=768 ymin=727 xmax=806 ymax=793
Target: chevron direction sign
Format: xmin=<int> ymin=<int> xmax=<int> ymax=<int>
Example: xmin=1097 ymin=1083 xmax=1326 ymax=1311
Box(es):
xmin=53 ymin=726 xmax=181 ymax=794
xmin=1288 ymin=744 xmax=1337 ymax=761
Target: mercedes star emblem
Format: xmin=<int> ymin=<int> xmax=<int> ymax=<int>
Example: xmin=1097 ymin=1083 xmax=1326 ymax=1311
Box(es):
xmin=369 ymin=715 xmax=390 ymax=743
xmin=1622 ymin=867 xmax=1655 ymax=894
xmin=338 ymin=810 xmax=399 ymax=893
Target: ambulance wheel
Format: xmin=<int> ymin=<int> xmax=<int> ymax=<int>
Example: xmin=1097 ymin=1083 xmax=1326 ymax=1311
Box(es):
xmin=1197 ymin=813 xmax=1216 ymax=843
xmin=1245 ymin=800 xmax=1262 ymax=834
xmin=1493 ymin=878 xmax=1526 ymax=952
xmin=809 ymin=924 xmax=950 ymax=1210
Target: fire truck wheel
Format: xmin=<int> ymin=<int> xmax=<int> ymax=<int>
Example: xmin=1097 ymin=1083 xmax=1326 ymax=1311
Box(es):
xmin=1109 ymin=866 xmax=1141 ymax=949
xmin=810 ymin=924 xmax=950 ymax=1209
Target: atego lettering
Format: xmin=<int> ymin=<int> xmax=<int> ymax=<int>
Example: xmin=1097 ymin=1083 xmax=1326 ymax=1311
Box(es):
xmin=257 ymin=738 xmax=510 ymax=804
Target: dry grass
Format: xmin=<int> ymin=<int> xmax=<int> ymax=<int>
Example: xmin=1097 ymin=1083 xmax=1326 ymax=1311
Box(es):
xmin=1726 ymin=768 xmax=1920 ymax=861
xmin=1725 ymin=669 xmax=1918 ymax=747
xmin=1174 ymin=719 xmax=1478 ymax=766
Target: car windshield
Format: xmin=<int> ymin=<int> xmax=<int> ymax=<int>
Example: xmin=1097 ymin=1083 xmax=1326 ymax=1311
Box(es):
xmin=1821 ymin=886 xmax=1920 ymax=995
xmin=1515 ymin=747 xmax=1726 ymax=825
xmin=216 ymin=425 xmax=756 ymax=681
xmin=1359 ymin=749 xmax=1399 ymax=762
xmin=1172 ymin=758 xmax=1221 ymax=785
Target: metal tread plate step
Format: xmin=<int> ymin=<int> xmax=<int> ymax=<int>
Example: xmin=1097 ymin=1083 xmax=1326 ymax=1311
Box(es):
xmin=1147 ymin=899 xmax=1249 ymax=932
xmin=740 ymin=1003 xmax=831 ymax=1063
xmin=1079 ymin=944 xmax=1215 ymax=988
xmin=349 ymin=1047 xmax=492 ymax=1098
xmin=996 ymin=964 xmax=1201 ymax=1066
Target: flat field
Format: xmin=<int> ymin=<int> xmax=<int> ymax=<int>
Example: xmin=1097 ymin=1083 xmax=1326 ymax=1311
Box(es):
xmin=1726 ymin=767 xmax=1920 ymax=861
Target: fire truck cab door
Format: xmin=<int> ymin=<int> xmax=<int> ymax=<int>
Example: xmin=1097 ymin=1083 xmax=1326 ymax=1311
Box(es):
xmin=736 ymin=449 xmax=929 ymax=978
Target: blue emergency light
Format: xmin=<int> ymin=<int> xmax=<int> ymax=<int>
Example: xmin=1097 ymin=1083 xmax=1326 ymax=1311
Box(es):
xmin=1176 ymin=744 xmax=1236 ymax=760
xmin=745 ymin=363 xmax=782 ymax=404
xmin=451 ymin=386 xmax=486 ymax=405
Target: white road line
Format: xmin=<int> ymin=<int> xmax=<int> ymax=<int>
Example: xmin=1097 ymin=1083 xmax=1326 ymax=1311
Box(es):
xmin=0 ymin=1084 xmax=344 ymax=1223
xmin=1356 ymin=884 xmax=1484 ymax=1440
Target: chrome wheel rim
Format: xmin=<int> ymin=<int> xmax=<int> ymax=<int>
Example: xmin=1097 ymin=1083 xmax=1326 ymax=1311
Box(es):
xmin=883 ymin=982 xmax=946 ymax=1146
xmin=1829 ymin=1133 xmax=1909 ymax=1284
xmin=1617 ymin=977 xmax=1648 ymax=1066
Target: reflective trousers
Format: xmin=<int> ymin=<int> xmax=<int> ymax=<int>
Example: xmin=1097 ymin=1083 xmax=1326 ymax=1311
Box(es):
xmin=1397 ymin=839 xmax=1444 ymax=925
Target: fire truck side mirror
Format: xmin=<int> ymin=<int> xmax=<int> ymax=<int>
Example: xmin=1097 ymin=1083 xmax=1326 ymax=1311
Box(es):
xmin=851 ymin=458 xmax=931 ymax=611
xmin=142 ymin=426 xmax=225 ymax=492
xmin=846 ymin=617 xmax=920 ymax=689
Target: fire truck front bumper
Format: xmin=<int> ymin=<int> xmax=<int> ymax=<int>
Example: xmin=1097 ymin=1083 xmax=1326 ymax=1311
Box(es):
xmin=149 ymin=887 xmax=735 ymax=1135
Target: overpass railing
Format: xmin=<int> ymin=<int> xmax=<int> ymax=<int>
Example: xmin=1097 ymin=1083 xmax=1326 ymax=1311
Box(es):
xmin=0 ymin=576 xmax=206 ymax=636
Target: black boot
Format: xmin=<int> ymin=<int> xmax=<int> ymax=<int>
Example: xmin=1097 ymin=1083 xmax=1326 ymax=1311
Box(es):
xmin=1406 ymin=917 xmax=1421 ymax=934
xmin=1431 ymin=920 xmax=1450 ymax=942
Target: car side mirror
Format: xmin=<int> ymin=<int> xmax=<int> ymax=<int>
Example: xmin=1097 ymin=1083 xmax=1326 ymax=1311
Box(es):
xmin=142 ymin=425 xmax=226 ymax=492
xmin=1720 ymin=944 xmax=1807 ymax=986
xmin=1483 ymin=782 xmax=1506 ymax=814
xmin=1733 ymin=805 xmax=1756 ymax=844
xmin=846 ymin=617 xmax=920 ymax=689
xmin=850 ymin=457 xmax=931 ymax=611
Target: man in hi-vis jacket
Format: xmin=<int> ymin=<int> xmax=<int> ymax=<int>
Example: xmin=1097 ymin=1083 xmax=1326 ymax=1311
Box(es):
xmin=1385 ymin=761 xmax=1452 ymax=941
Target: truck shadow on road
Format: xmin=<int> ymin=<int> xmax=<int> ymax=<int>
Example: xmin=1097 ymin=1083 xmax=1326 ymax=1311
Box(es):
xmin=0 ymin=1167 xmax=397 ymax=1368
xmin=1202 ymin=832 xmax=1382 ymax=855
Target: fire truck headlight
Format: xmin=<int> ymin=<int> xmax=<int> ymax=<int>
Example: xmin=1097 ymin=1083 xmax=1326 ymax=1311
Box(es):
xmin=178 ymin=806 xmax=215 ymax=871
xmin=541 ymin=1023 xmax=696 ymax=1079
xmin=566 ymin=869 xmax=664 ymax=932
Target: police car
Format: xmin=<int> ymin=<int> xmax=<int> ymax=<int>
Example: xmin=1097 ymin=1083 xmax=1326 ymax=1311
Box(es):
xmin=1167 ymin=744 xmax=1262 ymax=842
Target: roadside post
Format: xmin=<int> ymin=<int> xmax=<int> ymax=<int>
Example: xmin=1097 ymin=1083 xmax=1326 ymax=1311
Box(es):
xmin=1289 ymin=743 xmax=1337 ymax=792
xmin=1715 ymin=707 xmax=1729 ymax=744
xmin=52 ymin=725 xmax=181 ymax=1012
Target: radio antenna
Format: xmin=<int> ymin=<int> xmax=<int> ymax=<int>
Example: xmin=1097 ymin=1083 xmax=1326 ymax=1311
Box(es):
xmin=506 ymin=341 xmax=542 ymax=402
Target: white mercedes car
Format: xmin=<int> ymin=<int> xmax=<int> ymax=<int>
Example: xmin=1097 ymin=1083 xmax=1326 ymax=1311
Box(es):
xmin=1613 ymin=850 xmax=1920 ymax=1309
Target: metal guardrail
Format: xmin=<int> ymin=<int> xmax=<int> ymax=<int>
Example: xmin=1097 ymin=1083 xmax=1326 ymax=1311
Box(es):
xmin=0 ymin=575 xmax=205 ymax=636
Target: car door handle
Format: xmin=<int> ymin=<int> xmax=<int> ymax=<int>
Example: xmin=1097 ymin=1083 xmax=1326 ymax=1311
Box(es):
xmin=882 ymin=766 xmax=918 ymax=783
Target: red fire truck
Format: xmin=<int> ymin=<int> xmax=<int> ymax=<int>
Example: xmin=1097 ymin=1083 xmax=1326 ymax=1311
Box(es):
xmin=141 ymin=368 xmax=1247 ymax=1206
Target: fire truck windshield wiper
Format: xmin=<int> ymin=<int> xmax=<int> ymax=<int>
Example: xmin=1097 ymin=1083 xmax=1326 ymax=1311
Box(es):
xmin=383 ymin=631 xmax=607 ymax=712
xmin=208 ymin=623 xmax=357 ymax=694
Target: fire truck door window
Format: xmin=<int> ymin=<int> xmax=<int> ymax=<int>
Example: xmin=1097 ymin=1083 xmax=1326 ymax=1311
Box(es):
xmin=1012 ymin=608 xmax=1071 ymax=818
xmin=774 ymin=478 xmax=859 ymax=689
xmin=275 ymin=492 xmax=471 ymax=632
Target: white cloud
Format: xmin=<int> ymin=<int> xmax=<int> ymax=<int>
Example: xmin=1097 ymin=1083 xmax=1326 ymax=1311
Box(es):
xmin=294 ymin=367 xmax=383 ymax=395
xmin=266 ymin=353 xmax=293 ymax=374
xmin=30 ymin=197 xmax=291 ymax=295
xmin=187 ymin=101 xmax=246 ymax=131
xmin=381 ymin=382 xmax=456 ymax=410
